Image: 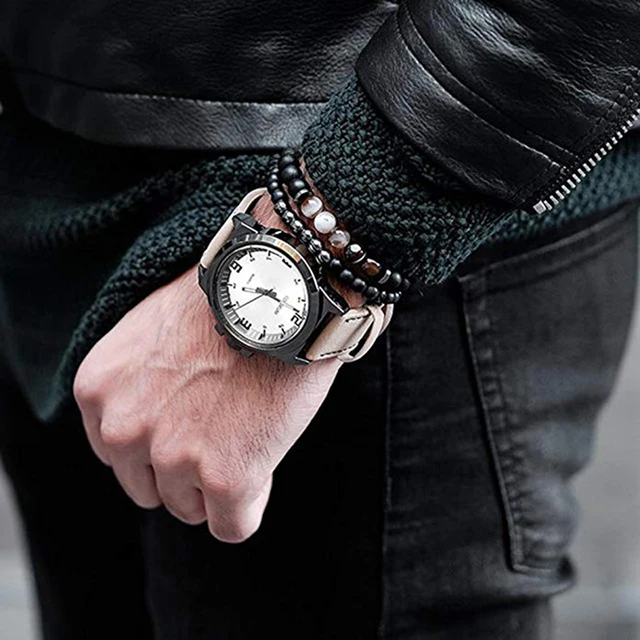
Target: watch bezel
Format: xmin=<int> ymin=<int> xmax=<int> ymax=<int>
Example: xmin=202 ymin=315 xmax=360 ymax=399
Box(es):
xmin=206 ymin=232 xmax=323 ymax=358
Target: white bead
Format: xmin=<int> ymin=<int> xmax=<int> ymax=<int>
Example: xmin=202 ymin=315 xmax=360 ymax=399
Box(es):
xmin=328 ymin=229 xmax=350 ymax=248
xmin=300 ymin=196 xmax=323 ymax=218
xmin=313 ymin=211 xmax=337 ymax=234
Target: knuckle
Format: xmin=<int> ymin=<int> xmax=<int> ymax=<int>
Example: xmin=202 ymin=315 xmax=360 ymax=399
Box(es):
xmin=208 ymin=520 xmax=258 ymax=544
xmin=164 ymin=503 xmax=205 ymax=525
xmin=73 ymin=363 xmax=103 ymax=404
xmin=150 ymin=443 xmax=195 ymax=473
xmin=200 ymin=469 xmax=252 ymax=500
xmin=101 ymin=420 xmax=145 ymax=450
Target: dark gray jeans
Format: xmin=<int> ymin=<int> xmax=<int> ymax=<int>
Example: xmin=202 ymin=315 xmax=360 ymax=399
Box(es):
xmin=0 ymin=201 xmax=637 ymax=639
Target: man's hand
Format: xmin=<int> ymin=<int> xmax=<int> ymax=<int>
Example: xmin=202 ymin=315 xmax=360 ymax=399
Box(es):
xmin=73 ymin=194 xmax=344 ymax=543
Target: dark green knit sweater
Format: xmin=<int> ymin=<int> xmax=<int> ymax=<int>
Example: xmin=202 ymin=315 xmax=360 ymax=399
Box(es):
xmin=1 ymin=77 xmax=640 ymax=421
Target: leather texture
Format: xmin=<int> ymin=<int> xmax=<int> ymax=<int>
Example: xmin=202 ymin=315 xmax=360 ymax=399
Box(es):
xmin=3 ymin=1 xmax=640 ymax=208
xmin=200 ymin=189 xmax=392 ymax=363
xmin=356 ymin=0 xmax=640 ymax=208
xmin=0 ymin=0 xmax=394 ymax=149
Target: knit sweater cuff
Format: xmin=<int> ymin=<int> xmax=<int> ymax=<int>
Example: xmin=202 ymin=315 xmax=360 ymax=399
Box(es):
xmin=302 ymin=77 xmax=512 ymax=286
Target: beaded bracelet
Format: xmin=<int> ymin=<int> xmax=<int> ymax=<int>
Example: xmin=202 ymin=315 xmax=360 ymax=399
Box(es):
xmin=266 ymin=149 xmax=410 ymax=304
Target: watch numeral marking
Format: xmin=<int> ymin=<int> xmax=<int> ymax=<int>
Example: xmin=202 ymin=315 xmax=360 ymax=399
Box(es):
xmin=237 ymin=318 xmax=252 ymax=330
xmin=292 ymin=313 xmax=303 ymax=327
xmin=230 ymin=260 xmax=242 ymax=273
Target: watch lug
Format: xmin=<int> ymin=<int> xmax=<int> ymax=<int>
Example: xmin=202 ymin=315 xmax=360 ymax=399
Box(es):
xmin=318 ymin=285 xmax=348 ymax=317
xmin=214 ymin=323 xmax=225 ymax=336
xmin=232 ymin=212 xmax=262 ymax=237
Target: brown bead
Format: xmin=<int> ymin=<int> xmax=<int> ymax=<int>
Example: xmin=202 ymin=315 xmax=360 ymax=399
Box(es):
xmin=361 ymin=258 xmax=382 ymax=278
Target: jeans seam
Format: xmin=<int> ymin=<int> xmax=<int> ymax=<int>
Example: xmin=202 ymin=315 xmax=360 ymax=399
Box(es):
xmin=461 ymin=274 xmax=560 ymax=576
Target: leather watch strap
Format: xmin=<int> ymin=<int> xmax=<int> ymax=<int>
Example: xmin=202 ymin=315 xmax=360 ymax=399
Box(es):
xmin=199 ymin=188 xmax=393 ymax=362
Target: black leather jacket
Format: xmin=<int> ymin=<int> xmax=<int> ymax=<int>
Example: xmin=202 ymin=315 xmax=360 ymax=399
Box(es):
xmin=2 ymin=0 xmax=640 ymax=211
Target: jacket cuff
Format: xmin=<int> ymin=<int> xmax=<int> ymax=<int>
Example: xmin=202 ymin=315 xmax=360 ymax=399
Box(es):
xmin=302 ymin=77 xmax=512 ymax=287
xmin=355 ymin=6 xmax=563 ymax=208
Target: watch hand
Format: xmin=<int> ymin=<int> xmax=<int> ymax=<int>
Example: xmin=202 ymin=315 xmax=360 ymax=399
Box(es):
xmin=234 ymin=293 xmax=266 ymax=311
xmin=275 ymin=298 xmax=300 ymax=314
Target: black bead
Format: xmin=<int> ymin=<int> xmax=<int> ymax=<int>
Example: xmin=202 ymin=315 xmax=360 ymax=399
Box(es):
xmin=278 ymin=154 xmax=296 ymax=170
xmin=282 ymin=211 xmax=294 ymax=225
xmin=364 ymin=286 xmax=380 ymax=301
xmin=338 ymin=269 xmax=355 ymax=284
xmin=329 ymin=258 xmax=343 ymax=273
xmin=401 ymin=278 xmax=411 ymax=292
xmin=351 ymin=278 xmax=366 ymax=293
xmin=267 ymin=180 xmax=280 ymax=194
xmin=308 ymin=239 xmax=323 ymax=254
xmin=270 ymin=189 xmax=285 ymax=203
xmin=291 ymin=219 xmax=304 ymax=234
xmin=379 ymin=291 xmax=388 ymax=303
xmin=282 ymin=148 xmax=298 ymax=159
xmin=288 ymin=178 xmax=309 ymax=197
xmin=279 ymin=164 xmax=300 ymax=183
xmin=388 ymin=292 xmax=400 ymax=304
xmin=299 ymin=229 xmax=314 ymax=244
xmin=318 ymin=250 xmax=332 ymax=264
xmin=388 ymin=272 xmax=403 ymax=290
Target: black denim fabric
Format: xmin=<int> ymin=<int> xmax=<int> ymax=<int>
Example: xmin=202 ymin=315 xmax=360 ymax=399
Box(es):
xmin=0 ymin=202 xmax=637 ymax=639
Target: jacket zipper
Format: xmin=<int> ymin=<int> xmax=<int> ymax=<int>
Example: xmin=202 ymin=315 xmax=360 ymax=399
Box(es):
xmin=532 ymin=105 xmax=640 ymax=214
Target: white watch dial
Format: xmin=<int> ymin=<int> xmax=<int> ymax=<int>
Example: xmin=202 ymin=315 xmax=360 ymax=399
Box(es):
xmin=215 ymin=244 xmax=310 ymax=347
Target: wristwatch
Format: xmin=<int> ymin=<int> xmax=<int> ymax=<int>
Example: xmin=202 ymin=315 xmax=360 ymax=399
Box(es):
xmin=198 ymin=189 xmax=392 ymax=364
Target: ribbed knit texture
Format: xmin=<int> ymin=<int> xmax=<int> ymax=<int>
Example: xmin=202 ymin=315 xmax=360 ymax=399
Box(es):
xmin=2 ymin=77 xmax=640 ymax=421
xmin=303 ymin=77 xmax=640 ymax=285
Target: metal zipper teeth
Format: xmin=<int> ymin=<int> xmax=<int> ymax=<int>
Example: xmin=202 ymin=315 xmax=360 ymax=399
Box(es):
xmin=532 ymin=105 xmax=640 ymax=214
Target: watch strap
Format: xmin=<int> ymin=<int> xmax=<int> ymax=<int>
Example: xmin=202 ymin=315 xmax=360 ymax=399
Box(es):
xmin=306 ymin=304 xmax=393 ymax=362
xmin=199 ymin=188 xmax=394 ymax=363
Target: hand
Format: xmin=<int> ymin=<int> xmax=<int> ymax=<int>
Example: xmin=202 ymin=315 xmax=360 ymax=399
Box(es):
xmin=73 ymin=194 xmax=344 ymax=543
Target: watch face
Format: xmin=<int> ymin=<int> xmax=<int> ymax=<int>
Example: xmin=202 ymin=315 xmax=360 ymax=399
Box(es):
xmin=214 ymin=243 xmax=312 ymax=348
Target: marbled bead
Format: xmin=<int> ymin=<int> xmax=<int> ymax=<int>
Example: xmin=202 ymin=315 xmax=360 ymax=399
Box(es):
xmin=307 ymin=239 xmax=323 ymax=254
xmin=377 ymin=269 xmax=391 ymax=285
xmin=293 ymin=188 xmax=312 ymax=203
xmin=280 ymin=164 xmax=300 ymax=183
xmin=345 ymin=243 xmax=365 ymax=264
xmin=329 ymin=258 xmax=343 ymax=273
xmin=328 ymin=229 xmax=350 ymax=249
xmin=361 ymin=258 xmax=382 ymax=278
xmin=351 ymin=278 xmax=366 ymax=293
xmin=313 ymin=211 xmax=337 ymax=234
xmin=300 ymin=196 xmax=323 ymax=218
xmin=338 ymin=269 xmax=355 ymax=284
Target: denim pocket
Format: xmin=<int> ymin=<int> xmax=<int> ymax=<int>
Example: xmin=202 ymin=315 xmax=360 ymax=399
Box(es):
xmin=458 ymin=203 xmax=638 ymax=575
